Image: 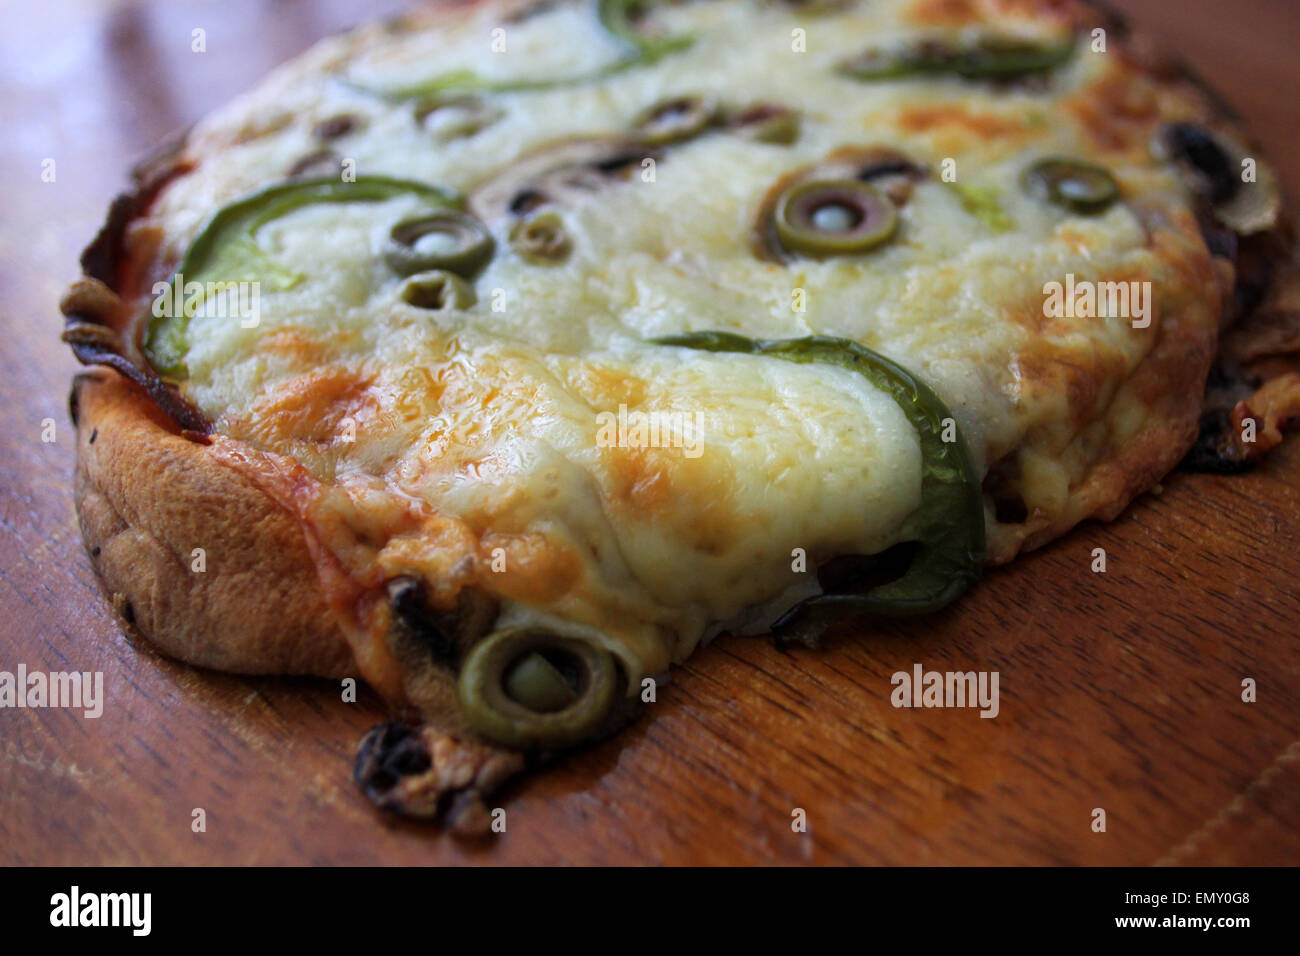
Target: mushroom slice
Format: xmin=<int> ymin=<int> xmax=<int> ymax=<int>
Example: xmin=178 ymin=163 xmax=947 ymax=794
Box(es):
xmin=1157 ymin=122 xmax=1281 ymax=236
xmin=1215 ymin=159 xmax=1281 ymax=236
xmin=470 ymin=137 xmax=658 ymax=227
xmin=820 ymin=145 xmax=929 ymax=205
xmin=728 ymin=103 xmax=802 ymax=145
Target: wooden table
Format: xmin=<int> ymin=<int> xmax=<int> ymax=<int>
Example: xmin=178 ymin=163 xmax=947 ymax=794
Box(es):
xmin=2 ymin=0 xmax=1297 ymax=865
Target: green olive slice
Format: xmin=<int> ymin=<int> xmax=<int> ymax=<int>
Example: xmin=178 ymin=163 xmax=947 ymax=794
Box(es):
xmin=503 ymin=652 xmax=579 ymax=713
xmin=414 ymin=95 xmax=504 ymax=142
xmin=731 ymin=104 xmax=801 ymax=145
xmin=458 ymin=628 xmax=619 ymax=750
xmin=773 ymin=179 xmax=899 ymax=258
xmin=748 ymin=112 xmax=800 ymax=145
xmin=509 ymin=210 xmax=573 ymax=264
xmin=399 ymin=270 xmax=476 ymax=310
xmin=383 ymin=210 xmax=495 ymax=277
xmin=1021 ymin=158 xmax=1119 ymax=214
xmin=633 ymin=94 xmax=719 ymax=145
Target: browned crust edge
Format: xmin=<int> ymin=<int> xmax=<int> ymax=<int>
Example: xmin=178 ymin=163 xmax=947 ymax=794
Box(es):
xmin=72 ymin=368 xmax=354 ymax=678
xmin=62 ymin=130 xmax=212 ymax=434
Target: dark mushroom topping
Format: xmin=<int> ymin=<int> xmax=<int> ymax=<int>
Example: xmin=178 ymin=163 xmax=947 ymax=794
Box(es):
xmin=504 ymin=0 xmax=564 ymax=23
xmin=853 ymin=153 xmax=925 ymax=182
xmin=312 ymin=114 xmax=359 ymax=140
xmin=286 ymin=149 xmax=340 ymax=178
xmin=383 ymin=209 xmax=495 ymax=278
xmin=767 ymin=0 xmax=853 ymax=12
xmin=1157 ymin=123 xmax=1280 ymax=235
xmin=507 ymin=189 xmax=550 ymax=219
xmin=386 ymin=575 xmax=458 ymax=663
xmin=1160 ymin=123 xmax=1237 ymax=203
xmin=471 ymin=137 xmax=657 ymax=227
xmin=824 ymin=145 xmax=929 ymax=206
xmin=1208 ymin=166 xmax=1279 ymax=236
xmin=1021 ymin=158 xmax=1120 ymax=214
xmin=634 ymin=94 xmax=721 ymax=145
xmin=457 ymin=627 xmax=620 ymax=749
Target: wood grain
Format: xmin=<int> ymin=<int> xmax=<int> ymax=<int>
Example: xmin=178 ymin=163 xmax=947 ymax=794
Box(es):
xmin=1 ymin=0 xmax=1298 ymax=865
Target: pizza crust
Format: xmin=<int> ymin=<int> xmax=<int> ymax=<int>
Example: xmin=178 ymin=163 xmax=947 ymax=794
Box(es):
xmin=991 ymin=274 xmax=1220 ymax=559
xmin=71 ymin=372 xmax=523 ymax=829
xmin=72 ymin=369 xmax=354 ymax=678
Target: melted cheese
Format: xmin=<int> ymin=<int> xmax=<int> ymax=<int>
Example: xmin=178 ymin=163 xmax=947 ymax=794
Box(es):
xmin=142 ymin=0 xmax=1210 ymax=681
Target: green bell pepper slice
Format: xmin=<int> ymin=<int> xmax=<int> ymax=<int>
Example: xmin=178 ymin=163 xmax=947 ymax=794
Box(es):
xmin=596 ymin=0 xmax=693 ymax=64
xmin=143 ymin=175 xmax=463 ymax=379
xmin=839 ymin=34 xmax=1075 ymax=82
xmin=350 ymin=0 xmax=692 ymax=101
xmin=651 ymin=331 xmax=985 ymax=646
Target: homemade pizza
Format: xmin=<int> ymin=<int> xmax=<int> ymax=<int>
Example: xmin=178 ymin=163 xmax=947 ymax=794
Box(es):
xmin=60 ymin=0 xmax=1300 ymax=834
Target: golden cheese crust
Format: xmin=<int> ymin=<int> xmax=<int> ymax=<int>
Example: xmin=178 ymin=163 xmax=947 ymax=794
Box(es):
xmin=62 ymin=0 xmax=1299 ymax=829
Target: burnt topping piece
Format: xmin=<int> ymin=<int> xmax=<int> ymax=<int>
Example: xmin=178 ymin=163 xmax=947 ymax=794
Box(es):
xmin=353 ymin=720 xmax=527 ymax=836
xmin=387 ymin=576 xmax=459 ymax=665
xmin=1162 ymin=123 xmax=1238 ymax=204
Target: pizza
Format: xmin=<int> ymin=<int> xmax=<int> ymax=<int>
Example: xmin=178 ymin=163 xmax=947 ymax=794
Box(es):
xmin=60 ymin=0 xmax=1300 ymax=835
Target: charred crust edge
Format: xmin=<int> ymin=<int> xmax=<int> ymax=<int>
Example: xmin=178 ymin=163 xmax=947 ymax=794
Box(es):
xmin=63 ymin=127 xmax=211 ymax=434
xmin=1152 ymin=66 xmax=1295 ymax=470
